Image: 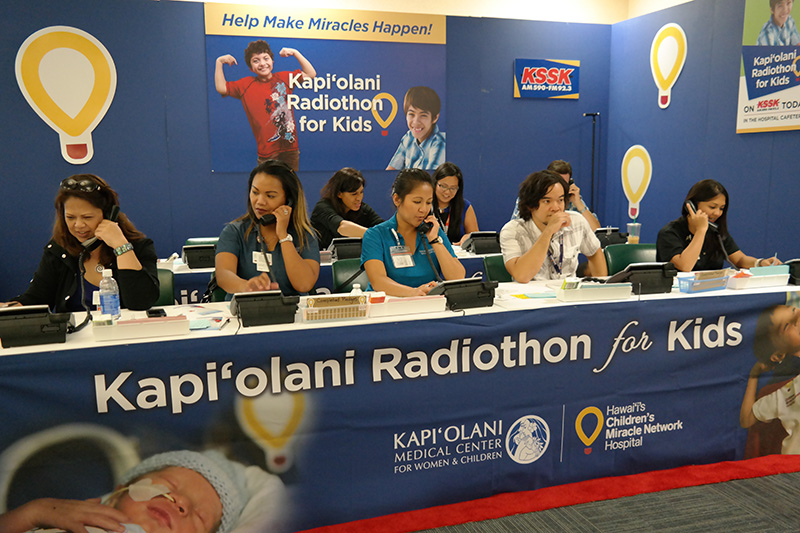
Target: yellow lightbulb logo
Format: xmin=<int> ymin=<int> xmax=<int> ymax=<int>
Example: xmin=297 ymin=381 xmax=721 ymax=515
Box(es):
xmin=372 ymin=92 xmax=398 ymax=137
xmin=575 ymin=406 xmax=604 ymax=455
xmin=621 ymin=145 xmax=653 ymax=220
xmin=236 ymin=392 xmax=307 ymax=474
xmin=650 ymin=23 xmax=687 ymax=109
xmin=15 ymin=26 xmax=117 ymax=164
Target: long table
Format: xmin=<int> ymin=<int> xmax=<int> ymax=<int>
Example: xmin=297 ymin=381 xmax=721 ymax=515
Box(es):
xmin=164 ymin=247 xmax=492 ymax=303
xmin=1 ymin=282 xmax=797 ymax=531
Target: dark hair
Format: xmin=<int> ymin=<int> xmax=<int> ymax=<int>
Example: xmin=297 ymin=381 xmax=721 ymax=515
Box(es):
xmin=403 ymin=86 xmax=441 ymax=117
xmin=320 ymin=168 xmax=366 ymax=216
xmin=391 ymin=168 xmax=434 ymax=205
xmin=517 ymin=171 xmax=566 ymax=221
xmin=547 ymin=160 xmax=573 ymax=179
xmin=244 ymin=40 xmax=273 ymax=67
xmin=754 ymin=304 xmax=782 ymax=364
xmin=681 ymin=179 xmax=730 ymax=264
xmin=241 ymin=159 xmax=315 ymax=248
xmin=770 ymin=0 xmax=783 ymax=10
xmin=431 ymin=162 xmax=465 ymax=243
xmin=54 ymin=174 xmax=145 ymax=264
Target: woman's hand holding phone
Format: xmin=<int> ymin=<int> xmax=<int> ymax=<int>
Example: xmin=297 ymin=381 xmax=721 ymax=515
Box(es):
xmin=274 ymin=204 xmax=293 ymax=239
xmin=685 ymin=201 xmax=710 ymax=236
xmin=93 ymin=219 xmax=127 ymax=249
xmin=422 ymin=213 xmax=439 ymax=241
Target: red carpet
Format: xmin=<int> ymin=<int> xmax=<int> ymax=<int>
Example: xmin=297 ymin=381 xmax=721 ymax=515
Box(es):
xmin=300 ymin=455 xmax=800 ymax=533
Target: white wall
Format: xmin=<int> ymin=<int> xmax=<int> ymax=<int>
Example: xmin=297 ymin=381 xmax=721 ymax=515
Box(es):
xmin=169 ymin=0 xmax=694 ymax=24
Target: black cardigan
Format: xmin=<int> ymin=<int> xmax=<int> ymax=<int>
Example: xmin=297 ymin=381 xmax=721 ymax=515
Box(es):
xmin=14 ymin=239 xmax=160 ymax=312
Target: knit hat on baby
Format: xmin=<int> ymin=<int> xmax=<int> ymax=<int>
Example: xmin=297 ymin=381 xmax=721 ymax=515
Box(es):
xmin=120 ymin=449 xmax=248 ymax=533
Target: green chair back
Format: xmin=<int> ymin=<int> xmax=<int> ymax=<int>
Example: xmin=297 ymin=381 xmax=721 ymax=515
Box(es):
xmin=205 ymin=274 xmax=228 ymax=302
xmin=332 ymin=258 xmax=369 ymax=293
xmin=604 ymin=243 xmax=657 ymax=275
xmin=184 ymin=237 xmax=219 ymax=246
xmin=483 ymin=254 xmax=512 ymax=283
xmin=155 ymin=268 xmax=174 ymax=306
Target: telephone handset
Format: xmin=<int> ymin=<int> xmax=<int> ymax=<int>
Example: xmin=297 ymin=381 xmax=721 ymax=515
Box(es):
xmin=417 ymin=209 xmax=435 ymax=235
xmin=81 ymin=205 xmax=120 ymax=252
xmin=259 ymin=198 xmax=294 ymax=226
xmin=686 ymin=200 xmax=718 ymax=231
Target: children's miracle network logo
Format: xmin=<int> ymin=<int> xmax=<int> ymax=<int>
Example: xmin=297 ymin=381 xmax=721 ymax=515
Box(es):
xmin=513 ymin=58 xmax=580 ymax=99
xmin=506 ymin=415 xmax=550 ymax=464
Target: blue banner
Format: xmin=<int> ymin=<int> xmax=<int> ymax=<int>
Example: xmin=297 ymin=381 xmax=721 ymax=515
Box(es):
xmin=205 ymin=5 xmax=446 ymax=172
xmin=1 ymin=291 xmax=796 ymax=530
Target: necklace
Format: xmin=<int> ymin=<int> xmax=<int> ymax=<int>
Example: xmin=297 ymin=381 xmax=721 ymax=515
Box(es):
xmin=95 ymin=264 xmax=105 ymax=273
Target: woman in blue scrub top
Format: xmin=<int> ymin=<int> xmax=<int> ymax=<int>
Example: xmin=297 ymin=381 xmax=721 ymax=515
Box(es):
xmin=215 ymin=159 xmax=320 ymax=296
xmin=361 ymin=168 xmax=465 ymax=296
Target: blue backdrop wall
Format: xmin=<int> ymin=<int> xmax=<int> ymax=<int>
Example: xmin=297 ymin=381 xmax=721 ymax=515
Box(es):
xmin=0 ymin=0 xmax=796 ymax=300
xmin=604 ymin=0 xmax=800 ymax=257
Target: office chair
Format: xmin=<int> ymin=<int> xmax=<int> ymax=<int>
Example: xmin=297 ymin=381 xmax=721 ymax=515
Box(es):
xmin=184 ymin=237 xmax=219 ymax=246
xmin=483 ymin=254 xmax=512 ymax=283
xmin=604 ymin=243 xmax=657 ymax=275
xmin=155 ymin=267 xmax=175 ymax=306
xmin=331 ymin=258 xmax=369 ymax=293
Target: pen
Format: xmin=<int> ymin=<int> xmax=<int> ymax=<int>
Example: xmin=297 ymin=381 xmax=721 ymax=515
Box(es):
xmin=219 ymin=317 xmax=231 ymax=330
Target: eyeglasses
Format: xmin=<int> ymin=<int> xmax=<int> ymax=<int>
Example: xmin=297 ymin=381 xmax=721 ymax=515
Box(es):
xmin=437 ymin=183 xmax=459 ymax=193
xmin=60 ymin=177 xmax=100 ymax=193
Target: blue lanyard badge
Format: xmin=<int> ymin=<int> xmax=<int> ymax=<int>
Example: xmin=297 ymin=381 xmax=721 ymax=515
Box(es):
xmin=390 ymin=228 xmax=414 ymax=268
xmin=548 ymin=233 xmax=564 ymax=276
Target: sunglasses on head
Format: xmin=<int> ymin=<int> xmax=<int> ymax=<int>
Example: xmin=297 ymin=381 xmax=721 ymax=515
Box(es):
xmin=60 ymin=177 xmax=101 ymax=193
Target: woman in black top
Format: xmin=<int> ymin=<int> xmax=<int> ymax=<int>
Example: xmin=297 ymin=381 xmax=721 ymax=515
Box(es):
xmin=656 ymin=179 xmax=781 ymax=271
xmin=3 ymin=174 xmax=159 ymax=312
xmin=310 ymin=167 xmax=384 ymax=249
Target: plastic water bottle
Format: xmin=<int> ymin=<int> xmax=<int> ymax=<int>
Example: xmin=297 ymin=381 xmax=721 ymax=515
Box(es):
xmin=99 ymin=269 xmax=121 ymax=319
xmin=350 ymin=283 xmax=363 ymax=295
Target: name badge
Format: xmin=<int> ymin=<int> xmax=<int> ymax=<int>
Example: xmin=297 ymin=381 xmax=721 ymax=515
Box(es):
xmin=253 ymin=250 xmax=272 ymax=272
xmin=390 ymin=245 xmax=415 ymax=269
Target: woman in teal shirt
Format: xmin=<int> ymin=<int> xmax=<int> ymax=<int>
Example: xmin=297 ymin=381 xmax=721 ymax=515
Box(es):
xmin=361 ymin=169 xmax=464 ymax=296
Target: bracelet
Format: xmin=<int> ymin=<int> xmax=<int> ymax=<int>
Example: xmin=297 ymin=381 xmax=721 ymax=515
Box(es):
xmin=429 ymin=236 xmax=442 ymax=245
xmin=114 ymin=242 xmax=134 ymax=257
xmin=578 ymin=206 xmax=588 ymax=214
xmin=755 ymin=258 xmax=763 ymax=267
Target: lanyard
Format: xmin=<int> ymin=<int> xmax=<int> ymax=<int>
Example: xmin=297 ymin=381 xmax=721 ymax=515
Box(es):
xmin=439 ymin=207 xmax=451 ymax=231
xmin=391 ymin=228 xmax=402 ymax=247
xmin=548 ymin=233 xmax=564 ymax=276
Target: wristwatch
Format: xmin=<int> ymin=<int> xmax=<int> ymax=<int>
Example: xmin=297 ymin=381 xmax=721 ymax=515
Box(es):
xmin=429 ymin=236 xmax=442 ymax=245
xmin=114 ymin=242 xmax=134 ymax=256
xmin=278 ymin=234 xmax=294 ymax=244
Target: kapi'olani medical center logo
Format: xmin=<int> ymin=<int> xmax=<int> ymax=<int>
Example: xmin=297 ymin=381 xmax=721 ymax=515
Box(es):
xmin=392 ymin=403 xmax=684 ymax=473
xmin=506 ymin=415 xmax=550 ymax=464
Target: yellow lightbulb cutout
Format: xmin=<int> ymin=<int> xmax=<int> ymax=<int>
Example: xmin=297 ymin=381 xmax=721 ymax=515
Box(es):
xmin=575 ymin=406 xmax=604 ymax=455
xmin=621 ymin=145 xmax=653 ymax=220
xmin=236 ymin=392 xmax=307 ymax=475
xmin=372 ymin=92 xmax=398 ymax=137
xmin=650 ymin=23 xmax=687 ymax=109
xmin=15 ymin=26 xmax=117 ymax=164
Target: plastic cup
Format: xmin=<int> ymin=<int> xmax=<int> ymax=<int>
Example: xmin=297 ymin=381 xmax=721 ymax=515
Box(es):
xmin=627 ymin=222 xmax=641 ymax=244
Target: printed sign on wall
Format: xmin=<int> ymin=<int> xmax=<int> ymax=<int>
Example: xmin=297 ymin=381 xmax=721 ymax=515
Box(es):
xmin=737 ymin=0 xmax=800 ymax=133
xmin=205 ymin=3 xmax=447 ymax=172
xmin=513 ymin=58 xmax=580 ymax=99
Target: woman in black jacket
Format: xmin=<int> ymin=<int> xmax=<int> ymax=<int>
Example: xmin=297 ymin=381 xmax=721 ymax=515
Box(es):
xmin=3 ymin=174 xmax=159 ymax=312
